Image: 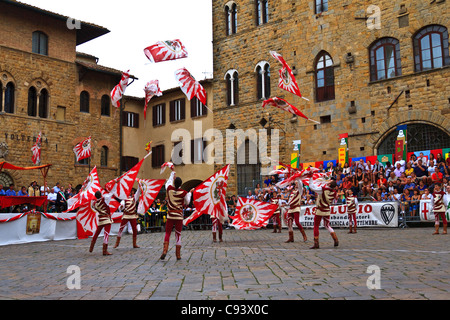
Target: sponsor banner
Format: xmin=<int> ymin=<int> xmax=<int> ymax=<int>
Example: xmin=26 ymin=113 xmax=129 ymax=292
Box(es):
xmin=283 ymin=202 xmax=399 ymax=228
xmin=420 ymin=200 xmax=450 ymax=222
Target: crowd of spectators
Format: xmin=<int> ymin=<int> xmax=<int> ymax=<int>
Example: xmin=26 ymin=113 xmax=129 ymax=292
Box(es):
xmin=0 ymin=180 xmax=79 ymax=213
xmin=226 ymin=152 xmax=450 ymax=217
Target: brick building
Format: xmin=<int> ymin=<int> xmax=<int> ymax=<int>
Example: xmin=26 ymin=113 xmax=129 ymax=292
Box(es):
xmin=0 ymin=0 xmax=125 ymax=190
xmin=212 ymin=0 xmax=450 ymax=195
xmin=121 ymin=79 xmax=215 ymax=191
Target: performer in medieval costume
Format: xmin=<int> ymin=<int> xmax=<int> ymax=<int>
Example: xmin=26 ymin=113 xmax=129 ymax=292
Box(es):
xmin=431 ymin=183 xmax=448 ymax=235
xmin=308 ymin=178 xmax=339 ymax=249
xmin=160 ymin=171 xmax=192 ymax=260
xmin=89 ymin=191 xmax=113 ymax=256
xmin=346 ymin=189 xmax=358 ymax=234
xmin=114 ymin=188 xmax=140 ymax=249
xmin=285 ymin=181 xmax=308 ymax=243
xmin=212 ymin=203 xmax=229 ymax=243
xmin=270 ymin=191 xmax=282 ymax=233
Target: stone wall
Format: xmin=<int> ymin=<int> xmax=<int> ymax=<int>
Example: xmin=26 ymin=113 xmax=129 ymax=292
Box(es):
xmin=212 ymin=0 xmax=450 ymax=195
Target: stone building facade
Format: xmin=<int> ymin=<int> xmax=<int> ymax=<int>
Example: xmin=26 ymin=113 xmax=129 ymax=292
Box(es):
xmin=121 ymin=79 xmax=215 ymax=192
xmin=0 ymin=0 xmax=123 ymax=190
xmin=212 ymin=0 xmax=450 ymax=195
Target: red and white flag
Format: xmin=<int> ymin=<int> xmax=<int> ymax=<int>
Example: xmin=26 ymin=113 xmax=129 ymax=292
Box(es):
xmin=144 ymin=39 xmax=188 ymax=63
xmin=76 ymin=189 xmax=121 ymax=239
xmin=270 ymin=51 xmax=304 ymax=99
xmin=144 ymin=80 xmax=163 ymax=120
xmin=73 ymin=137 xmax=91 ymax=162
xmin=183 ymin=165 xmax=230 ymax=226
xmin=31 ymin=132 xmax=42 ymax=165
xmin=262 ymin=97 xmax=318 ymax=124
xmin=66 ymin=166 xmax=102 ymax=212
xmin=111 ymin=70 xmax=130 ymax=109
xmin=175 ymin=68 xmax=207 ymax=106
xmin=136 ymin=178 xmax=166 ymax=214
xmin=105 ymin=158 xmax=144 ymax=200
xmin=230 ymin=198 xmax=278 ymax=230
xmin=276 ymin=167 xmax=332 ymax=189
xmin=160 ymin=162 xmax=175 ymax=174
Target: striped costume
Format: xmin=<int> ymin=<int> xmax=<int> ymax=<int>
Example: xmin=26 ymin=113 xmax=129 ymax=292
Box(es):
xmin=285 ymin=180 xmax=307 ymax=242
xmin=90 ymin=196 xmax=113 ymax=255
xmin=309 ymin=177 xmax=339 ymax=248
xmin=346 ymin=194 xmax=358 ymax=233
xmin=432 ymin=189 xmax=448 ymax=234
xmin=114 ymin=192 xmax=141 ymax=249
xmin=160 ymin=172 xmax=192 ymax=260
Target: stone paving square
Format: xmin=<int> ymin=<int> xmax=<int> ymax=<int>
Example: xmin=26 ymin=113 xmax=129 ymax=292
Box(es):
xmin=0 ymin=227 xmax=449 ymax=302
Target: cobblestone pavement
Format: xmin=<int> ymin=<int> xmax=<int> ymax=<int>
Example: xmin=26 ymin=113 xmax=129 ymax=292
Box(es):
xmin=0 ymin=226 xmax=449 ymax=301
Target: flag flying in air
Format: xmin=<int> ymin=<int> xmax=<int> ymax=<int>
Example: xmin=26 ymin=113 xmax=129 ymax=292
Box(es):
xmin=262 ymin=97 xmax=314 ymax=121
xmin=31 ymin=132 xmax=42 ymax=165
xmin=105 ymin=157 xmax=146 ymax=200
xmin=276 ymin=166 xmax=332 ymax=189
xmin=174 ymin=68 xmax=207 ymax=106
xmin=230 ymin=197 xmax=278 ymax=230
xmin=183 ymin=164 xmax=230 ymax=226
xmin=144 ymin=39 xmax=188 ymax=63
xmin=66 ymin=166 xmax=102 ymax=212
xmin=160 ymin=162 xmax=175 ymax=174
xmin=144 ymin=80 xmax=163 ymax=120
xmin=111 ymin=70 xmax=130 ymax=109
xmin=270 ymin=51 xmax=303 ymax=98
xmin=136 ymin=178 xmax=166 ymax=214
xmin=73 ymin=137 xmax=92 ymax=162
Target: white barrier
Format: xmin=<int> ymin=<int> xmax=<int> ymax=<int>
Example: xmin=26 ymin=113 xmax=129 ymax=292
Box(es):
xmin=0 ymin=212 xmax=126 ymax=247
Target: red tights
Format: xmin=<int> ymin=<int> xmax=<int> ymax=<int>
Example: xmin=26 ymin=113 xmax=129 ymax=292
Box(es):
xmin=164 ymin=219 xmax=183 ymax=246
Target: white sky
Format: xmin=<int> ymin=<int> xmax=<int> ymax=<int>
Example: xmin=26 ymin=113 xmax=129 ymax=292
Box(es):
xmin=20 ymin=0 xmax=214 ymax=97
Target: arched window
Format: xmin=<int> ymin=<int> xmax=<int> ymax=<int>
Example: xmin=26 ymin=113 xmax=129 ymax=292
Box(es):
xmin=39 ymin=88 xmax=48 ymax=118
xmin=4 ymin=82 xmax=14 ymax=114
xmin=315 ymin=52 xmax=335 ymax=102
xmin=80 ymin=91 xmax=90 ymax=113
xmin=414 ymin=25 xmax=449 ymax=72
xmin=370 ymin=37 xmax=402 ymax=81
xmin=28 ymin=87 xmax=37 ymax=117
xmin=101 ymin=146 xmax=109 ymax=167
xmin=256 ymin=0 xmax=269 ymax=26
xmin=256 ymin=62 xmax=271 ymax=100
xmin=225 ymin=69 xmax=239 ymax=106
xmin=101 ymin=95 xmax=110 ymax=116
xmin=32 ymin=31 xmax=48 ymax=56
xmin=378 ymin=124 xmax=450 ymax=155
xmin=225 ymin=2 xmax=237 ymax=35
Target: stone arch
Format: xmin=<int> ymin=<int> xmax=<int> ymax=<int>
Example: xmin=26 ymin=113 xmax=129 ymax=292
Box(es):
xmin=369 ymin=110 xmax=450 ymax=153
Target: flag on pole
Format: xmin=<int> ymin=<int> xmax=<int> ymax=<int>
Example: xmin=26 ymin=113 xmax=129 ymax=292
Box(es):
xmin=183 ymin=165 xmax=230 ymax=226
xmin=270 ymin=51 xmax=305 ymax=99
xmin=73 ymin=137 xmax=91 ymax=162
xmin=230 ymin=197 xmax=278 ymax=230
xmin=31 ymin=132 xmax=42 ymax=165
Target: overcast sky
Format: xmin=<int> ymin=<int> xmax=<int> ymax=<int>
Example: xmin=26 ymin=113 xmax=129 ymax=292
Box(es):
xmin=21 ymin=0 xmax=214 ymax=97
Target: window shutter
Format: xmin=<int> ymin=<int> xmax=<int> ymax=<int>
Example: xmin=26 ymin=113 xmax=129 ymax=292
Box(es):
xmin=180 ymin=99 xmax=186 ymax=120
xmin=152 ymin=105 xmax=157 ymax=127
xmin=134 ymin=113 xmax=140 ymax=128
xmin=191 ymin=98 xmax=196 ymax=117
xmin=170 ymin=100 xmax=175 ymax=122
xmin=234 ymin=73 xmax=239 ymax=105
xmin=162 ymin=103 xmax=166 ymax=125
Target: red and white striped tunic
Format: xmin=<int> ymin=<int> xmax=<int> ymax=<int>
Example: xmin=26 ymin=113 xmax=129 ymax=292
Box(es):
xmin=93 ymin=198 xmax=112 ymax=226
xmin=346 ymin=195 xmax=358 ymax=215
xmin=432 ymin=190 xmax=446 ymax=213
xmin=167 ymin=185 xmax=188 ymax=220
xmin=287 ymin=189 xmax=301 ymax=214
xmin=121 ymin=197 xmax=138 ymax=220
